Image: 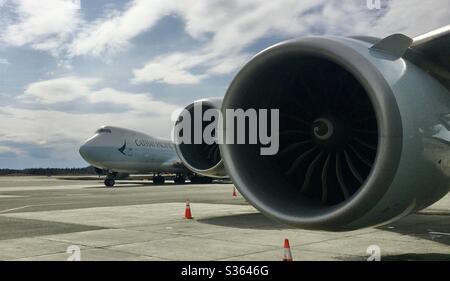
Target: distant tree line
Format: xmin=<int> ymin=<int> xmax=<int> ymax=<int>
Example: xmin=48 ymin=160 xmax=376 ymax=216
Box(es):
xmin=0 ymin=166 xmax=99 ymax=176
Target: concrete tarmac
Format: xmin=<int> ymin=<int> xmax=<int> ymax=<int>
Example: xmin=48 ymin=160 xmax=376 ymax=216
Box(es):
xmin=0 ymin=176 xmax=448 ymax=261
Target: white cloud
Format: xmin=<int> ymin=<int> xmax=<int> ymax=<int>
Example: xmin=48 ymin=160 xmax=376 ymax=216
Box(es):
xmin=132 ymin=55 xmax=204 ymax=85
xmin=0 ymin=106 xmax=175 ymax=144
xmin=207 ymin=53 xmax=252 ymax=76
xmin=1 ymin=0 xmax=81 ymax=54
xmin=69 ymin=0 xmax=175 ymax=57
xmin=19 ymin=76 xmax=179 ymax=114
xmin=5 ymin=76 xmax=180 ymax=151
xmin=128 ymin=0 xmax=450 ymax=85
xmin=0 ymin=145 xmax=23 ymax=156
xmin=87 ymin=88 xmax=179 ymax=115
xmin=1 ymin=0 xmax=448 ymax=77
xmin=21 ymin=76 xmax=99 ymax=104
xmin=0 ymin=58 xmax=10 ymax=65
xmin=131 ymin=50 xmax=251 ymax=84
xmin=0 ymin=105 xmax=178 ymax=165
xmin=364 ymin=0 xmax=450 ymax=37
xmin=1 ymin=75 xmax=181 ymax=165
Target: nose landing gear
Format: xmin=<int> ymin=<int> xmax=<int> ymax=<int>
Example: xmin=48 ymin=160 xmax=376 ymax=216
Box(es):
xmin=104 ymin=178 xmax=116 ymax=187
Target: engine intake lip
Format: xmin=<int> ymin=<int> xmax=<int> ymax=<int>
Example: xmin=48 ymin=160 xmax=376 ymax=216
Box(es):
xmin=220 ymin=37 xmax=403 ymax=230
xmin=175 ymin=98 xmax=226 ymax=178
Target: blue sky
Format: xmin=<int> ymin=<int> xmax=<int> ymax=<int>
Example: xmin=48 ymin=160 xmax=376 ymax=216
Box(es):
xmin=0 ymin=0 xmax=449 ymax=168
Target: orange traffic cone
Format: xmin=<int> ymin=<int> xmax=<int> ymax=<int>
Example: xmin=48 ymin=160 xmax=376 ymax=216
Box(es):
xmin=232 ymin=187 xmax=237 ymax=197
xmin=282 ymin=239 xmax=293 ymax=261
xmin=184 ymin=199 xmax=193 ymax=219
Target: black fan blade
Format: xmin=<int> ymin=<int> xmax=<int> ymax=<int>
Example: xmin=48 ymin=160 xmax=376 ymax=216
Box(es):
xmin=343 ymin=150 xmax=363 ymax=184
xmin=321 ymin=153 xmax=331 ymax=204
xmin=285 ymin=146 xmax=318 ymax=176
xmin=336 ymin=153 xmax=350 ymax=199
xmin=301 ymin=151 xmax=324 ymax=193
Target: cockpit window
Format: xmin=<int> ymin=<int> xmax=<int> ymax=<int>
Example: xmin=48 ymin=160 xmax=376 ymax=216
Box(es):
xmin=96 ymin=128 xmax=112 ymax=134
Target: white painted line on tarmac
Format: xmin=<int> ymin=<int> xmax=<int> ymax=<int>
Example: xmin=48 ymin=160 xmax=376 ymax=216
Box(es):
xmin=0 ymin=202 xmax=80 ymax=214
xmin=0 ymin=195 xmax=27 ymax=198
xmin=429 ymin=232 xmax=450 ymax=236
xmin=0 ymin=205 xmax=31 ymax=214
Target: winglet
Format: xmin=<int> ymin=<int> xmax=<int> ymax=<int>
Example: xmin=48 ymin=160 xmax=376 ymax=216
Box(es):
xmin=370 ymin=34 xmax=413 ymax=59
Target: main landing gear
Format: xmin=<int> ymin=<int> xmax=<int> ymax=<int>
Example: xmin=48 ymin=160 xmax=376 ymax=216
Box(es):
xmin=174 ymin=174 xmax=186 ymax=184
xmin=188 ymin=175 xmax=213 ymax=184
xmin=153 ymin=174 xmax=165 ymax=185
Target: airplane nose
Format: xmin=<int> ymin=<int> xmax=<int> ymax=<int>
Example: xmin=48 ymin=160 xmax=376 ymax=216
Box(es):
xmin=79 ymin=143 xmax=90 ymax=162
xmin=79 ymin=139 xmax=96 ymax=163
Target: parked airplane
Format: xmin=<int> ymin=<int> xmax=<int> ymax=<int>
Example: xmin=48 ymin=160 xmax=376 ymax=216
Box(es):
xmin=82 ymin=25 xmax=449 ymax=231
xmin=79 ymin=126 xmax=210 ymax=187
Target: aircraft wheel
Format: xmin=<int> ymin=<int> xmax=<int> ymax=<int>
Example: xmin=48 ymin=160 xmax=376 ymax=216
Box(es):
xmin=174 ymin=176 xmax=186 ymax=184
xmin=104 ymin=179 xmax=115 ymax=187
xmin=201 ymin=177 xmax=213 ymax=184
xmin=153 ymin=176 xmax=165 ymax=185
xmin=189 ymin=175 xmax=200 ymax=184
xmin=189 ymin=176 xmax=212 ymax=184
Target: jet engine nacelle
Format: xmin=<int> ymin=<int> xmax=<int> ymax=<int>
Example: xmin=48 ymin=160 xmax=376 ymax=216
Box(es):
xmin=174 ymin=98 xmax=227 ymax=178
xmin=220 ymin=35 xmax=450 ymax=231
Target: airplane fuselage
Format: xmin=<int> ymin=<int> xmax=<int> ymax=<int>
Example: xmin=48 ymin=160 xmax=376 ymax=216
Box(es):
xmin=79 ymin=126 xmax=186 ymax=174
